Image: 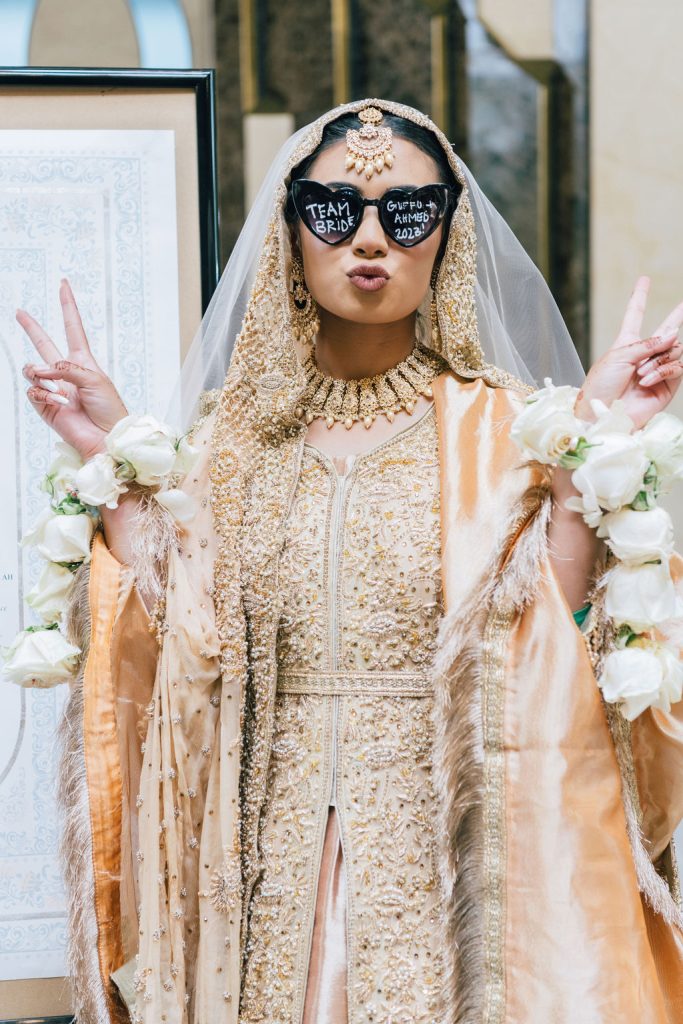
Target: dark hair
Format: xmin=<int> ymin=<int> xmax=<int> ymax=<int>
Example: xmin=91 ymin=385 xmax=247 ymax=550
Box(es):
xmin=285 ymin=111 xmax=459 ymax=225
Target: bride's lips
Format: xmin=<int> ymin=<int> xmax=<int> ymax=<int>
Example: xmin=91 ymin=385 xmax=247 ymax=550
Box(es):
xmin=347 ymin=264 xmax=390 ymax=292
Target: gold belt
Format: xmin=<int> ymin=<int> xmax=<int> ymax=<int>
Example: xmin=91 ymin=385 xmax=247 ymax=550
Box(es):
xmin=276 ymin=670 xmax=433 ymax=697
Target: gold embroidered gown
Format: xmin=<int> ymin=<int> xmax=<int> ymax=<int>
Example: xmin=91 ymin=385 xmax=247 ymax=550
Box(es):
xmin=239 ymin=406 xmax=446 ymax=1023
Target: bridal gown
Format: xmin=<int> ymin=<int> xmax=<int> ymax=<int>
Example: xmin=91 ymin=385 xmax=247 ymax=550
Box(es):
xmin=238 ymin=406 xmax=447 ymax=1023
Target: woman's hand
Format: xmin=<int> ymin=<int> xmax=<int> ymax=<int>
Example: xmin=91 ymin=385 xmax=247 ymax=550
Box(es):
xmin=19 ymin=279 xmax=128 ymax=460
xmin=575 ymin=276 xmax=683 ymax=429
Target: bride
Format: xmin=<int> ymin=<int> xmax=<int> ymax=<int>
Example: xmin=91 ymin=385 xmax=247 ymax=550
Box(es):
xmin=16 ymin=99 xmax=683 ymax=1023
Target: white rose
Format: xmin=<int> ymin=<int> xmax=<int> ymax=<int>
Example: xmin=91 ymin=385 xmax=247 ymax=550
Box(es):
xmin=597 ymin=507 xmax=675 ymax=565
xmin=154 ymin=488 xmax=196 ymax=523
xmin=41 ymin=441 xmax=83 ymax=503
xmin=22 ymin=507 xmax=95 ymax=564
xmin=587 ymin=398 xmax=636 ymax=438
xmin=2 ymin=626 xmax=81 ymax=688
xmin=598 ymin=646 xmax=663 ymax=721
xmin=652 ymin=643 xmax=683 ymax=712
xmin=26 ymin=562 xmax=76 ymax=623
xmin=106 ymin=414 xmax=179 ymax=486
xmin=510 ymin=380 xmax=584 ymax=464
xmin=173 ymin=436 xmax=200 ymax=477
xmin=571 ymin=433 xmax=649 ymax=513
xmin=74 ymin=453 xmax=128 ymax=509
xmin=604 ymin=560 xmax=683 ymax=632
xmin=564 ymin=491 xmax=605 ymax=529
xmin=639 ymin=412 xmax=683 ymax=489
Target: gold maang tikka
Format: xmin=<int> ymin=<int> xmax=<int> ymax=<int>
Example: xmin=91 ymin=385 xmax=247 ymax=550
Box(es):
xmin=345 ymin=106 xmax=394 ymax=179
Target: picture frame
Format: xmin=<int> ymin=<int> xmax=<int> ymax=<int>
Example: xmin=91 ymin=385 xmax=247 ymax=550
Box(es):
xmin=0 ymin=66 xmax=220 ymax=1024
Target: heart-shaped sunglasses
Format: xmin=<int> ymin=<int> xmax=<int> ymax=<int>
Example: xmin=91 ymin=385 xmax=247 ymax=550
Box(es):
xmin=290 ymin=179 xmax=461 ymax=248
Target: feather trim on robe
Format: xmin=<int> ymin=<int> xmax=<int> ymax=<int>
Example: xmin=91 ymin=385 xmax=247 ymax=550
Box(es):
xmin=57 ymin=374 xmax=683 ymax=1023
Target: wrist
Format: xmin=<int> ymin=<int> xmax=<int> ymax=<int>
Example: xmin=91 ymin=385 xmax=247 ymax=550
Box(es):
xmin=550 ymin=465 xmax=579 ymax=503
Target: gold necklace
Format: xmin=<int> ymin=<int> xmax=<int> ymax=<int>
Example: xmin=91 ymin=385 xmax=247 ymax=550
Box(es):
xmin=296 ymin=343 xmax=446 ymax=429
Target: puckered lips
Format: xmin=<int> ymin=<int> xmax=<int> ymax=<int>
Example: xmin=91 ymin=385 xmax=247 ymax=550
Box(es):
xmin=347 ymin=263 xmax=390 ymax=292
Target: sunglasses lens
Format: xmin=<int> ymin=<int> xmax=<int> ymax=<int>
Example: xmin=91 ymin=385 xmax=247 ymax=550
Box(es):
xmin=382 ymin=186 xmax=447 ymax=246
xmin=295 ymin=181 xmax=361 ymax=244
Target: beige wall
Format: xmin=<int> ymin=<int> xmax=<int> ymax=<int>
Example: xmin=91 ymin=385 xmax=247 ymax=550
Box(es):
xmin=478 ymin=0 xmax=553 ymax=59
xmin=31 ymin=0 xmax=139 ymax=66
xmin=29 ymin=0 xmax=214 ymax=68
xmin=591 ymin=1 xmax=683 ymax=543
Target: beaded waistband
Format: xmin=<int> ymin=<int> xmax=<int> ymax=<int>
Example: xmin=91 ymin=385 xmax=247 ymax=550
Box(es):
xmin=276 ymin=670 xmax=433 ymax=697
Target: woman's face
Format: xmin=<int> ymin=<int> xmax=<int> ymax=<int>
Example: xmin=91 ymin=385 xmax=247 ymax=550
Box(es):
xmin=296 ymin=137 xmax=447 ymax=326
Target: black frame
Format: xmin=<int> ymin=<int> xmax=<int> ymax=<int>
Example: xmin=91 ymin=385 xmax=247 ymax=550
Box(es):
xmin=0 ymin=67 xmax=219 ymax=1024
xmin=0 ymin=67 xmax=221 ymax=312
xmin=2 ymin=1019 xmax=73 ymax=1024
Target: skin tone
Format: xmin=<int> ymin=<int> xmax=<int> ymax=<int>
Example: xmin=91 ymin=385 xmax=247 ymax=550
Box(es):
xmin=299 ymin=138 xmax=440 ymax=456
xmin=18 ymin=142 xmax=683 ymax=611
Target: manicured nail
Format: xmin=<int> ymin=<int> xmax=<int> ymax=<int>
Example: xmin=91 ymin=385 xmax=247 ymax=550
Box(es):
xmin=641 ymin=371 xmax=659 ymax=386
xmin=41 ymin=378 xmax=60 ymax=393
xmin=51 ymin=393 xmax=69 ymax=405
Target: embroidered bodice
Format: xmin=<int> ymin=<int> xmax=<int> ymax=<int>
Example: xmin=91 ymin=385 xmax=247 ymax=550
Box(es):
xmin=239 ymin=406 xmax=447 ymax=1024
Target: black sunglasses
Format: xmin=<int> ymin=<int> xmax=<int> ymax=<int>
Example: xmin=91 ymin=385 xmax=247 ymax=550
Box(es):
xmin=290 ymin=178 xmax=461 ymax=248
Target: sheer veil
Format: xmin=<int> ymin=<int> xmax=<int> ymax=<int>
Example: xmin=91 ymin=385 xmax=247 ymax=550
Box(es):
xmin=166 ymin=105 xmax=584 ymax=432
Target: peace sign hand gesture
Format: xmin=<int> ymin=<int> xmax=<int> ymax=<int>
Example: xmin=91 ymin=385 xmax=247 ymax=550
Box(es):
xmin=19 ymin=279 xmax=128 ymax=461
xmin=575 ymin=276 xmax=683 ymax=429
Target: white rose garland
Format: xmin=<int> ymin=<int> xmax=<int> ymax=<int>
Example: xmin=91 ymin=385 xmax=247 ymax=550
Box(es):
xmin=2 ymin=415 xmax=198 ymax=689
xmin=511 ymin=379 xmax=683 ymax=721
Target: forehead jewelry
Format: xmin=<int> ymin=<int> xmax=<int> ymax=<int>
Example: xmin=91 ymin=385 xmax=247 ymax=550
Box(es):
xmin=345 ymin=106 xmax=395 ymax=179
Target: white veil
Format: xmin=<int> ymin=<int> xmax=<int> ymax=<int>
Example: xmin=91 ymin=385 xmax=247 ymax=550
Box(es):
xmin=167 ymin=109 xmax=584 ymax=432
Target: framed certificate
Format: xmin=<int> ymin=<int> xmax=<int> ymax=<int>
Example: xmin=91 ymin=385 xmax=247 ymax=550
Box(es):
xmin=0 ymin=67 xmax=219 ymax=1022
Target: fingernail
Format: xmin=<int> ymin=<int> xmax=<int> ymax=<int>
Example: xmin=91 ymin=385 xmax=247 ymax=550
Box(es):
xmin=42 ymin=378 xmax=60 ymax=393
xmin=51 ymin=393 xmax=69 ymax=405
xmin=641 ymin=371 xmax=658 ymax=385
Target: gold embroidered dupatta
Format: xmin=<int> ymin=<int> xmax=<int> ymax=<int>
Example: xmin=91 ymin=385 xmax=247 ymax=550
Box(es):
xmin=63 ymin=374 xmax=683 ymax=1024
xmin=57 ymin=98 xmax=683 ymax=1023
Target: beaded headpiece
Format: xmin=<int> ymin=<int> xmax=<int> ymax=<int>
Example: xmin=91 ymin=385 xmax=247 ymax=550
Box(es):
xmin=345 ymin=106 xmax=395 ymax=179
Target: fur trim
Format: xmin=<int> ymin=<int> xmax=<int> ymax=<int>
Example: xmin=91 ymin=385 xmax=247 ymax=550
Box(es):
xmin=585 ymin=577 xmax=683 ymax=930
xmin=604 ymin=704 xmax=683 ymax=930
xmin=432 ymin=486 xmax=552 ymax=1024
xmin=58 ymin=562 xmax=113 ymax=1023
xmin=432 ymin=620 xmax=486 ymax=1024
xmin=125 ymin=491 xmax=178 ymax=606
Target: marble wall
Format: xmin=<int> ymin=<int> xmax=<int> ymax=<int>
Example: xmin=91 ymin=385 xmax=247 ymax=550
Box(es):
xmin=214 ymin=0 xmax=590 ymax=360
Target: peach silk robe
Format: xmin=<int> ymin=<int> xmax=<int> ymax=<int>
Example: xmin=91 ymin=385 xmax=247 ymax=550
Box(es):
xmin=62 ymin=373 xmax=683 ymax=1024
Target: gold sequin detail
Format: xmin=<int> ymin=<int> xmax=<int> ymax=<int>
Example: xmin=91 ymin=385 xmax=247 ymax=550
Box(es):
xmin=240 ymin=409 xmax=446 ymax=1024
xmin=481 ymin=606 xmax=515 ymax=1024
xmin=207 ymin=98 xmax=527 ymax=956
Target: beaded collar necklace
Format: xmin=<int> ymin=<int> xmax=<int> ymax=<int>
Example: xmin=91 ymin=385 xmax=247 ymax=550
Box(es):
xmin=296 ymin=343 xmax=445 ymax=430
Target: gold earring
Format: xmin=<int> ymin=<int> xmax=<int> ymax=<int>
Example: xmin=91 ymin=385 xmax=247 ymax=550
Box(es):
xmin=430 ymin=266 xmax=440 ymax=347
xmin=289 ymin=255 xmax=320 ymax=344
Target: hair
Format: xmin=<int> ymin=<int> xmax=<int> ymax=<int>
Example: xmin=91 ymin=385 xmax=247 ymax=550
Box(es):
xmin=284 ymin=111 xmax=460 ymax=226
